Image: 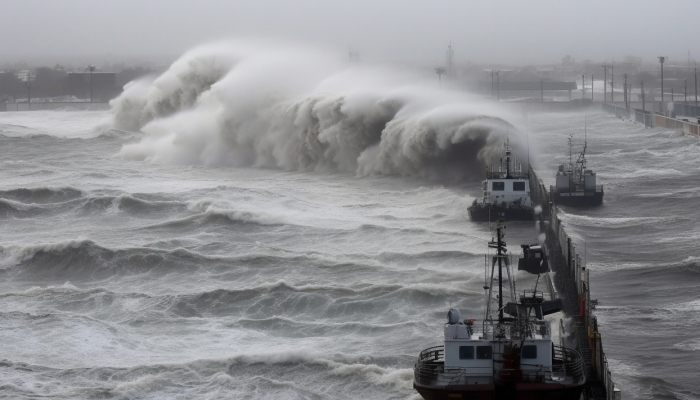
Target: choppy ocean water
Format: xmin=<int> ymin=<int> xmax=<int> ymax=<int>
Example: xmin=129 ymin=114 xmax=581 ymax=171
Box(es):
xmin=0 ymin=106 xmax=698 ymax=400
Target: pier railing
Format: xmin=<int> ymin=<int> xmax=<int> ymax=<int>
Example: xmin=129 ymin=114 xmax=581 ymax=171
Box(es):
xmin=602 ymin=103 xmax=630 ymax=120
xmin=528 ymin=166 xmax=620 ymax=400
xmin=602 ymin=101 xmax=700 ymax=135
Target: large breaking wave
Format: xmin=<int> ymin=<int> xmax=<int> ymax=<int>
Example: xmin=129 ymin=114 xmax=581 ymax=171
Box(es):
xmin=110 ymin=39 xmax=525 ymax=181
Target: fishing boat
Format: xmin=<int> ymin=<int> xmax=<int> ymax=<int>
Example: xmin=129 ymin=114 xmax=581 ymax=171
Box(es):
xmin=551 ymin=132 xmax=604 ymax=207
xmin=413 ymin=223 xmax=586 ymax=399
xmin=468 ymin=139 xmax=534 ymax=222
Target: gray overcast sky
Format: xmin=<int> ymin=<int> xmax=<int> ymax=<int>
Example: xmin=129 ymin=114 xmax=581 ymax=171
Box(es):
xmin=1 ymin=0 xmax=698 ymax=66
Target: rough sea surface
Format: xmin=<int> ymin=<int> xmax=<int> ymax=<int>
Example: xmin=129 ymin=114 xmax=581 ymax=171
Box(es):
xmin=0 ymin=108 xmax=698 ymax=400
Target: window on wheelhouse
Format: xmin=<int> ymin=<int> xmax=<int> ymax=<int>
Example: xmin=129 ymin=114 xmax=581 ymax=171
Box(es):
xmin=476 ymin=346 xmax=493 ymax=360
xmin=459 ymin=346 xmax=475 ymax=359
xmin=522 ymin=345 xmax=537 ymax=359
xmin=513 ymin=182 xmax=525 ymax=191
xmin=492 ymin=182 xmax=505 ymax=191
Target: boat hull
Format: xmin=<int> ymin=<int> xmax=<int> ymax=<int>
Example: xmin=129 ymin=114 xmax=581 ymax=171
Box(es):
xmin=551 ymin=190 xmax=603 ymax=207
xmin=413 ymin=381 xmax=584 ymax=400
xmin=468 ymin=204 xmax=534 ymax=222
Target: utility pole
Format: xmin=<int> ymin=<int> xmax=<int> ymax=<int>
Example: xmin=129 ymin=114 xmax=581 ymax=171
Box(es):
xmin=445 ymin=42 xmax=454 ymax=78
xmin=624 ymin=74 xmax=628 ymax=108
xmin=658 ymin=56 xmax=666 ymax=102
xmin=611 ymin=65 xmax=614 ymax=102
xmin=491 ymin=70 xmax=494 ymax=98
xmin=87 ymin=65 xmax=95 ymax=102
xmin=20 ymin=70 xmax=35 ymax=110
xmin=582 ymin=74 xmax=585 ymax=98
xmin=496 ymin=70 xmax=500 ymax=101
xmin=591 ymin=74 xmax=594 ymax=101
xmin=685 ymin=79 xmax=688 ymax=102
xmin=602 ymin=65 xmax=609 ymax=102
xmin=25 ymin=80 xmax=31 ymax=108
xmin=695 ymin=67 xmax=698 ymax=108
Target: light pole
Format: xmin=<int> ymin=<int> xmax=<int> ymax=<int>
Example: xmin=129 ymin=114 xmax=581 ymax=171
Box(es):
xmin=658 ymin=56 xmax=666 ymax=103
xmin=20 ymin=70 xmax=36 ymax=110
xmin=624 ymin=74 xmax=627 ymax=108
xmin=602 ymin=65 xmax=610 ymax=102
xmin=87 ymin=65 xmax=95 ymax=102
xmin=591 ymin=74 xmax=594 ymax=101
xmin=496 ymin=70 xmax=500 ymax=101
xmin=611 ymin=65 xmax=614 ymax=102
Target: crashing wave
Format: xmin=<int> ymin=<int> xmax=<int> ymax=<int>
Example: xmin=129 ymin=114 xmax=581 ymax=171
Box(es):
xmin=110 ymin=39 xmax=526 ymax=181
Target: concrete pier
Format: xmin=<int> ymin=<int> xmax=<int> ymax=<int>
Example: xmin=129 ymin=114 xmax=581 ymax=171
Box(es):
xmin=529 ymin=167 xmax=621 ymax=400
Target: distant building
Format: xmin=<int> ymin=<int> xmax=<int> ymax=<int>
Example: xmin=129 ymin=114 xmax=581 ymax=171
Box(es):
xmin=66 ymin=72 xmax=118 ymax=102
xmin=562 ymin=55 xmax=575 ymax=66
xmin=16 ymin=70 xmax=35 ymax=82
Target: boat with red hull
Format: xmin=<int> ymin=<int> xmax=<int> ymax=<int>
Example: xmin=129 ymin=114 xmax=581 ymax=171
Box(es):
xmin=413 ymin=224 xmax=586 ymax=400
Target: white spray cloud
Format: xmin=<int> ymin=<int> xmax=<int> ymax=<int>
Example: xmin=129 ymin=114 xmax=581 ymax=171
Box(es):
xmin=110 ymin=39 xmax=526 ymax=181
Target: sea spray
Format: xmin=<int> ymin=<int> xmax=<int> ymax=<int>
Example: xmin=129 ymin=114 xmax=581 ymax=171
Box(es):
xmin=111 ymin=40 xmax=527 ymax=181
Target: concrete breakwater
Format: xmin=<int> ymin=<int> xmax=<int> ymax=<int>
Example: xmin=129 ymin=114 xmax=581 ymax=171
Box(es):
xmin=529 ymin=167 xmax=621 ymax=400
xmin=603 ymin=102 xmax=700 ymax=135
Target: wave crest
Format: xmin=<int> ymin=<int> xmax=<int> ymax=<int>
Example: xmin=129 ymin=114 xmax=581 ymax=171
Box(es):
xmin=111 ymin=40 xmax=524 ymax=181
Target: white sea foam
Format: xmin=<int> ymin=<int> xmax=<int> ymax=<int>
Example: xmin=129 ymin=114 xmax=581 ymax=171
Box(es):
xmin=111 ymin=40 xmax=526 ymax=181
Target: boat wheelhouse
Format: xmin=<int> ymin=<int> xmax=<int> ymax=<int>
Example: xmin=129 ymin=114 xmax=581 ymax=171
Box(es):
xmin=468 ymin=139 xmax=534 ymax=222
xmin=413 ymin=223 xmax=586 ymax=400
xmin=551 ymin=133 xmax=604 ymax=207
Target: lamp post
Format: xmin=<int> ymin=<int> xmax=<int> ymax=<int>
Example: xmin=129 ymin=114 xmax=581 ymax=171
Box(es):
xmin=611 ymin=65 xmax=614 ymax=102
xmin=20 ymin=70 xmax=36 ymax=110
xmin=87 ymin=65 xmax=95 ymax=102
xmin=602 ymin=65 xmax=610 ymax=102
xmin=496 ymin=70 xmax=500 ymax=101
xmin=658 ymin=57 xmax=666 ymax=103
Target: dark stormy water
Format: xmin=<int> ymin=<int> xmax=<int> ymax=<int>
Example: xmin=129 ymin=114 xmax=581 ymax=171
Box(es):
xmin=1 ymin=108 xmax=697 ymax=400
xmin=530 ymin=112 xmax=700 ymax=400
xmin=2 ymin=44 xmax=700 ymax=400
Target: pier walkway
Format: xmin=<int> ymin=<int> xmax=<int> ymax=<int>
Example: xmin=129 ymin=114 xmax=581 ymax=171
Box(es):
xmin=529 ymin=167 xmax=620 ymax=400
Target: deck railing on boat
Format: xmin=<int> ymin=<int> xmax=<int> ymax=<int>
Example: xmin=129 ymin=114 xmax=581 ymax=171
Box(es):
xmin=414 ymin=345 xmax=585 ymax=387
xmin=415 ymin=346 xmax=494 ymax=386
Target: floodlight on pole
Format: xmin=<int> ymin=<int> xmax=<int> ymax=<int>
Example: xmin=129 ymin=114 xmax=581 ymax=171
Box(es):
xmin=658 ymin=57 xmax=666 ymax=103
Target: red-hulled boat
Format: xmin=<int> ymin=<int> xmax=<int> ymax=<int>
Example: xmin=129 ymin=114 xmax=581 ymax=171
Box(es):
xmin=413 ymin=223 xmax=586 ymax=400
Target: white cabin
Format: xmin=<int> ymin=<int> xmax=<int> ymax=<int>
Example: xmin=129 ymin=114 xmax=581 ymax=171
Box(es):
xmin=481 ymin=178 xmax=532 ymax=207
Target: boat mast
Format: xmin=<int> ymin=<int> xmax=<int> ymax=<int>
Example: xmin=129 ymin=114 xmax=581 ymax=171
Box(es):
xmin=488 ymin=224 xmax=507 ymax=323
xmin=497 ymin=226 xmax=504 ymax=322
